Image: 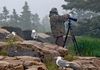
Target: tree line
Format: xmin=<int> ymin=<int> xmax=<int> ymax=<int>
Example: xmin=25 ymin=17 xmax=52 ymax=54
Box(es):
xmin=1 ymin=0 xmax=100 ymax=38
xmin=0 ymin=1 xmax=42 ymax=32
xmin=62 ymin=0 xmax=100 ymax=38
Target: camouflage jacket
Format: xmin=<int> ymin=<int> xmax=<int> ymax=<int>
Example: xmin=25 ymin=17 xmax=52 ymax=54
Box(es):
xmin=49 ymin=14 xmax=69 ymax=37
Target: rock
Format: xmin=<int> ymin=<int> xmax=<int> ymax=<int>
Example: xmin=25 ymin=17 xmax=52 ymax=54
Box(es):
xmin=8 ymin=46 xmax=42 ymax=57
xmin=0 ymin=29 xmax=24 ymax=42
xmin=0 ymin=40 xmax=68 ymax=59
xmin=93 ymin=58 xmax=100 ymax=70
xmin=1 ymin=26 xmax=23 ymax=39
xmin=13 ymin=65 xmax=24 ymax=70
xmin=14 ymin=34 xmax=24 ymax=42
xmin=0 ymin=56 xmax=5 ymax=60
xmin=0 ymin=61 xmax=24 ymax=70
xmin=20 ymin=40 xmax=68 ymax=58
xmin=0 ymin=56 xmax=47 ymax=70
xmin=66 ymin=57 xmax=100 ymax=70
xmin=0 ymin=28 xmax=10 ymax=41
xmin=0 ymin=61 xmax=10 ymax=66
xmin=22 ymin=30 xmax=33 ymax=40
xmin=16 ymin=56 xmax=41 ymax=62
xmin=37 ymin=33 xmax=55 ymax=43
xmin=42 ymin=43 xmax=68 ymax=57
xmin=26 ymin=66 xmax=47 ymax=70
xmin=0 ymin=28 xmax=10 ymax=34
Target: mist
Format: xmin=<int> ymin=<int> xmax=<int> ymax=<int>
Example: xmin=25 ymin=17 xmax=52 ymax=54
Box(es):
xmin=0 ymin=0 xmax=65 ymax=18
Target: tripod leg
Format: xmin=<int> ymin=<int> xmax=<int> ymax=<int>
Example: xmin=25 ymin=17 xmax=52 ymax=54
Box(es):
xmin=63 ymin=26 xmax=70 ymax=48
xmin=70 ymin=28 xmax=80 ymax=56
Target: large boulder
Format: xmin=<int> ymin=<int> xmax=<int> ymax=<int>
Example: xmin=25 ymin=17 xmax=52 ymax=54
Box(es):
xmin=0 ymin=56 xmax=47 ymax=70
xmin=0 ymin=28 xmax=10 ymax=41
xmin=65 ymin=57 xmax=100 ymax=70
xmin=0 ymin=40 xmax=68 ymax=59
xmin=0 ymin=28 xmax=24 ymax=42
xmin=37 ymin=33 xmax=55 ymax=44
xmin=22 ymin=30 xmax=33 ymax=40
xmin=1 ymin=26 xmax=23 ymax=38
xmin=21 ymin=41 xmax=68 ymax=58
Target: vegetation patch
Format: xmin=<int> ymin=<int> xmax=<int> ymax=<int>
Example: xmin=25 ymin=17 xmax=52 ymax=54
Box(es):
xmin=68 ymin=36 xmax=100 ymax=57
xmin=0 ymin=50 xmax=8 ymax=56
xmin=43 ymin=55 xmax=58 ymax=70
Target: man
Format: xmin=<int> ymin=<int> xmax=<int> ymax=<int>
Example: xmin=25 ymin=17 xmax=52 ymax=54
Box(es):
xmin=49 ymin=8 xmax=69 ymax=47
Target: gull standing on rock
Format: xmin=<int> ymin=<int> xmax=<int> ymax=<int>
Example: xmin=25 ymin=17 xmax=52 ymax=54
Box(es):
xmin=55 ymin=56 xmax=80 ymax=70
xmin=6 ymin=31 xmax=16 ymax=39
xmin=55 ymin=56 xmax=69 ymax=70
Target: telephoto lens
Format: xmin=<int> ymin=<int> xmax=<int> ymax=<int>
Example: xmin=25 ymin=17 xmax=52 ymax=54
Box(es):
xmin=69 ymin=17 xmax=77 ymax=22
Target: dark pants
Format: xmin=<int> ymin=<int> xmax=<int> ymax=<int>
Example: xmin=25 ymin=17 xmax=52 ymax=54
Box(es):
xmin=55 ymin=36 xmax=64 ymax=47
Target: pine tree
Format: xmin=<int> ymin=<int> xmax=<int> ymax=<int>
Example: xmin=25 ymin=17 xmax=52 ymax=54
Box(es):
xmin=42 ymin=16 xmax=51 ymax=32
xmin=0 ymin=14 xmax=3 ymax=26
xmin=12 ymin=9 xmax=19 ymax=23
xmin=10 ymin=9 xmax=19 ymax=27
xmin=62 ymin=0 xmax=100 ymax=37
xmin=31 ymin=14 xmax=40 ymax=31
xmin=62 ymin=0 xmax=100 ymax=12
xmin=2 ymin=6 xmax=9 ymax=24
xmin=20 ymin=1 xmax=32 ymax=30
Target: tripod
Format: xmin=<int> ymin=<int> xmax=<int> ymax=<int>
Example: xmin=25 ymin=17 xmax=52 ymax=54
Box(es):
xmin=63 ymin=18 xmax=80 ymax=55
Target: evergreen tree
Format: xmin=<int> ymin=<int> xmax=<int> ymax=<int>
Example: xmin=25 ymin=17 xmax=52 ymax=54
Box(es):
xmin=31 ymin=14 xmax=40 ymax=32
xmin=62 ymin=0 xmax=100 ymax=20
xmin=89 ymin=16 xmax=100 ymax=37
xmin=2 ymin=6 xmax=9 ymax=24
xmin=0 ymin=13 xmax=3 ymax=26
xmin=62 ymin=0 xmax=100 ymax=12
xmin=9 ymin=9 xmax=19 ymax=27
xmin=20 ymin=1 xmax=32 ymax=30
xmin=62 ymin=0 xmax=100 ymax=37
xmin=42 ymin=16 xmax=51 ymax=32
xmin=12 ymin=9 xmax=19 ymax=23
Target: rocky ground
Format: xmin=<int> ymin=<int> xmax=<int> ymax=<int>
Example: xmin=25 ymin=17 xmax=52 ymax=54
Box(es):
xmin=0 ymin=56 xmax=47 ymax=70
xmin=0 ymin=28 xmax=100 ymax=70
xmin=66 ymin=57 xmax=100 ymax=70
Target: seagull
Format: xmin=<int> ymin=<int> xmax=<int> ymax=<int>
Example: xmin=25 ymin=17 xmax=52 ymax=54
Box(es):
xmin=6 ymin=31 xmax=16 ymax=39
xmin=11 ymin=31 xmax=16 ymax=36
xmin=55 ymin=56 xmax=80 ymax=70
xmin=55 ymin=56 xmax=69 ymax=69
xmin=31 ymin=29 xmax=38 ymax=40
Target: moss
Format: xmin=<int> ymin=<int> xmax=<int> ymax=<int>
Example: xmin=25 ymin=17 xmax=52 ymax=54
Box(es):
xmin=43 ymin=55 xmax=58 ymax=70
xmin=45 ymin=61 xmax=58 ymax=70
xmin=0 ymin=50 xmax=8 ymax=56
xmin=64 ymin=54 xmax=78 ymax=61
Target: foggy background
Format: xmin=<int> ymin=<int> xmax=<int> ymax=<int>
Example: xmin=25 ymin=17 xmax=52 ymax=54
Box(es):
xmin=0 ymin=0 xmax=65 ymax=19
xmin=0 ymin=0 xmax=100 ymax=38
